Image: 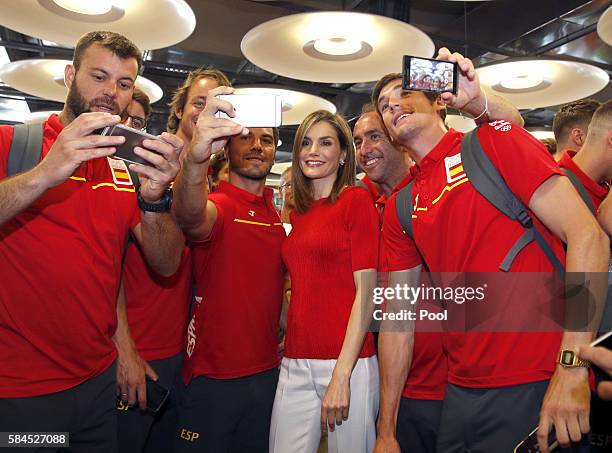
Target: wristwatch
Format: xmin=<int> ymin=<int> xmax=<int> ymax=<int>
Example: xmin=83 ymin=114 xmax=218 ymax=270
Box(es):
xmin=137 ymin=188 xmax=173 ymax=213
xmin=557 ymin=349 xmax=590 ymax=368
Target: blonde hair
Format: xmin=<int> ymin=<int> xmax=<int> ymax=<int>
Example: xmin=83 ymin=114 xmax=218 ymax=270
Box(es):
xmin=291 ymin=110 xmax=356 ymax=214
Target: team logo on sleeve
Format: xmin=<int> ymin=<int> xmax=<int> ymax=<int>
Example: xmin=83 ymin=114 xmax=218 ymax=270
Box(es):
xmin=107 ymin=158 xmax=134 ymax=186
xmin=489 ymin=120 xmax=512 ymax=132
xmin=444 ymin=154 xmax=466 ymax=184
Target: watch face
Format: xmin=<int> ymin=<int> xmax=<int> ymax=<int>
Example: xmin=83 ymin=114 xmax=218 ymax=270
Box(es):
xmin=561 ymin=350 xmax=575 ymax=365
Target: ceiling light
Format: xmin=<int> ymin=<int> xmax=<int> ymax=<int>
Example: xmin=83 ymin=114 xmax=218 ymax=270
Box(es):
xmin=2 ymin=0 xmax=195 ymax=50
xmin=500 ymin=73 xmax=543 ymax=90
xmin=313 ymin=37 xmax=362 ymax=56
xmin=477 ymin=59 xmax=608 ymax=109
xmin=52 ymin=0 xmax=112 ymax=15
xmin=597 ymin=6 xmax=612 ymax=46
xmin=0 ymin=59 xmax=164 ymax=104
xmin=241 ymin=12 xmax=433 ymax=83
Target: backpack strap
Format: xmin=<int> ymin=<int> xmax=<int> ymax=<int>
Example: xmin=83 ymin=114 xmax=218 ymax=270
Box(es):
xmin=460 ymin=128 xmax=565 ymax=275
xmin=7 ymin=122 xmax=44 ymax=177
xmin=395 ymin=180 xmax=414 ymax=240
xmin=562 ymin=168 xmax=596 ymax=214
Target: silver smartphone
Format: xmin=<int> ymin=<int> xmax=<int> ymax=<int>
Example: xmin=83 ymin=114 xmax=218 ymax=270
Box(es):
xmin=215 ymin=94 xmax=282 ymax=128
xmin=101 ymin=123 xmax=163 ymax=166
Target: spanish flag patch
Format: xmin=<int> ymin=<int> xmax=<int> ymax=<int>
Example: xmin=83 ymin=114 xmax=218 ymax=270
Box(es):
xmin=107 ymin=157 xmax=134 ymax=186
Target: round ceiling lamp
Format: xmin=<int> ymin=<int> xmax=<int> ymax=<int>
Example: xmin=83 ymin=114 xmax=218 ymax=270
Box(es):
xmin=0 ymin=59 xmax=163 ymax=103
xmin=597 ymin=5 xmax=612 ymax=46
xmin=529 ymin=130 xmax=555 ymax=140
xmin=477 ymin=59 xmax=609 ymax=109
xmin=445 ymin=114 xmax=476 ymax=133
xmin=241 ymin=12 xmax=434 ymax=83
xmin=0 ymin=0 xmax=195 ymax=50
xmin=233 ymin=87 xmax=336 ymax=125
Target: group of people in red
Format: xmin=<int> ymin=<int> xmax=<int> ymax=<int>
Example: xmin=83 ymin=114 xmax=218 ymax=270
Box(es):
xmin=0 ymin=29 xmax=611 ymax=453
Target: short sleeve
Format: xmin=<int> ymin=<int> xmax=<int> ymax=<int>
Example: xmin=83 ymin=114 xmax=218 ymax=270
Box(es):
xmin=344 ymin=187 xmax=380 ymax=272
xmin=0 ymin=125 xmax=15 ymax=179
xmin=380 ymin=193 xmax=422 ymax=272
xmin=477 ymin=122 xmax=563 ymax=206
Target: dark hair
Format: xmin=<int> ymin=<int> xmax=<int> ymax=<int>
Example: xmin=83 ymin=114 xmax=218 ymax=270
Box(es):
xmin=167 ymin=67 xmax=232 ymax=133
xmin=292 ymin=110 xmax=356 ymax=214
xmin=552 ymin=99 xmax=601 ymax=144
xmin=73 ymin=31 xmax=141 ymax=73
xmin=539 ymin=138 xmax=557 ymax=156
xmin=209 ymin=150 xmax=229 ymax=178
xmin=371 ymin=73 xmax=445 ymax=121
xmin=131 ymin=87 xmax=151 ymax=124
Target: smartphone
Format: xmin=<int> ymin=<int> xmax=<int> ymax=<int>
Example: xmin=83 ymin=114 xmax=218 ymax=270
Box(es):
xmin=101 ymin=123 xmax=163 ymax=166
xmin=515 ymin=427 xmax=558 ymax=453
xmin=514 ymin=331 xmax=612 ymax=452
xmin=402 ymin=55 xmax=458 ymax=95
xmin=146 ymin=378 xmax=170 ymax=414
xmin=214 ymin=94 xmax=282 ymax=128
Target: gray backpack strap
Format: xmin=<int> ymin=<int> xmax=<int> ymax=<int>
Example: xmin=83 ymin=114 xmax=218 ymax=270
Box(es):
xmin=562 ymin=168 xmax=596 ymax=214
xmin=395 ymin=181 xmax=414 ymax=240
xmin=7 ymin=123 xmax=44 ymax=177
xmin=460 ymin=128 xmax=565 ymax=275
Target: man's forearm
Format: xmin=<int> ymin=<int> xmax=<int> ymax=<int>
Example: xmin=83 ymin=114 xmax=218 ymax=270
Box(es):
xmin=113 ymin=281 xmax=137 ymax=354
xmin=0 ymin=166 xmax=50 ymax=227
xmin=377 ymin=331 xmax=413 ymax=436
xmin=173 ymin=154 xmax=211 ymax=234
xmin=138 ymin=211 xmax=184 ymax=277
xmin=564 ymin=225 xmax=609 ymax=336
xmin=463 ymin=89 xmax=525 ymax=127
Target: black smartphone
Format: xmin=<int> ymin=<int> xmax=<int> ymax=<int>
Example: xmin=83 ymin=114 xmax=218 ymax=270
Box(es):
xmin=146 ymin=378 xmax=170 ymax=414
xmin=515 ymin=427 xmax=558 ymax=453
xmin=402 ymin=55 xmax=458 ymax=95
xmin=101 ymin=123 xmax=163 ymax=166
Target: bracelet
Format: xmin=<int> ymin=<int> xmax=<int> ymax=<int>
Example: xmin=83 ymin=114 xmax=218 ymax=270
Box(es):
xmin=472 ymin=90 xmax=489 ymax=122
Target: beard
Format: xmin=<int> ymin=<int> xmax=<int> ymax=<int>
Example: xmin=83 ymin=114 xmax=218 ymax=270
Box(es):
xmin=66 ymin=79 xmax=120 ymax=119
xmin=232 ymin=162 xmax=273 ymax=181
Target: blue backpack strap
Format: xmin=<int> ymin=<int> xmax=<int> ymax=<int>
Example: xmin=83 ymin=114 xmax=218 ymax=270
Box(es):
xmin=395 ymin=180 xmax=414 ymax=240
xmin=562 ymin=168 xmax=595 ymax=214
xmin=7 ymin=122 xmax=44 ymax=177
xmin=460 ymin=128 xmax=565 ymax=275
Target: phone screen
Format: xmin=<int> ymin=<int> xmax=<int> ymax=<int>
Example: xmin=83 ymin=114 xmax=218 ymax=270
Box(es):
xmin=515 ymin=427 xmax=558 ymax=453
xmin=402 ymin=55 xmax=458 ymax=95
xmin=146 ymin=378 xmax=170 ymax=413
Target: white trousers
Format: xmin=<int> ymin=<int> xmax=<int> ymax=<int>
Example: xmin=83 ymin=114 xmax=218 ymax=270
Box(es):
xmin=269 ymin=356 xmax=379 ymax=453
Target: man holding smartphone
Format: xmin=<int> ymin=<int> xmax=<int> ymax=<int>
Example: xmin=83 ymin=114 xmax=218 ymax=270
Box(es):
xmin=172 ymin=86 xmax=284 ymax=453
xmin=351 ymin=49 xmax=525 ymax=453
xmin=114 ymin=67 xmax=232 ymax=453
xmin=0 ymin=31 xmax=184 ymax=453
xmin=373 ymin=58 xmax=608 ymax=453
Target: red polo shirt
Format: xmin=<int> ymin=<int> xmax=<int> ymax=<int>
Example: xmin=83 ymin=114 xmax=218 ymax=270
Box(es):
xmin=380 ymin=183 xmax=447 ymax=401
xmin=0 ymin=114 xmax=140 ymax=397
xmin=181 ymin=181 xmax=285 ymax=381
xmin=385 ymin=124 xmax=565 ymax=388
xmin=122 ymin=243 xmax=192 ymax=361
xmin=558 ymin=150 xmax=609 ymax=212
xmin=282 ymin=187 xmax=378 ymax=359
